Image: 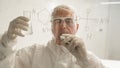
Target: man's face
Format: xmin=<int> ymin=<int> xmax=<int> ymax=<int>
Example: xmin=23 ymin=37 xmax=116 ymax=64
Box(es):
xmin=52 ymin=9 xmax=79 ymax=45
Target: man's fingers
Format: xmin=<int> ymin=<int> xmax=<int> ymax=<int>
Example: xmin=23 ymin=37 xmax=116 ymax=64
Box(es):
xmin=61 ymin=34 xmax=74 ymax=44
xmin=15 ymin=18 xmax=29 ymax=27
xmin=7 ymin=16 xmax=29 ymax=40
xmin=13 ymin=29 xmax=24 ymax=37
xmin=16 ymin=16 xmax=29 ymax=22
xmin=61 ymin=34 xmax=71 ymax=38
xmin=15 ymin=24 xmax=28 ymax=31
xmin=61 ymin=34 xmax=84 ymax=49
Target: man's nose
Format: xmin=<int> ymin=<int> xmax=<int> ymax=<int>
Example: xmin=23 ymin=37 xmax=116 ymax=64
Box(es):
xmin=61 ymin=20 xmax=67 ymax=29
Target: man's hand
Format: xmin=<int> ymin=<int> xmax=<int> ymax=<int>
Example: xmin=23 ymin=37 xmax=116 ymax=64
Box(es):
xmin=7 ymin=16 xmax=29 ymax=40
xmin=60 ymin=34 xmax=87 ymax=59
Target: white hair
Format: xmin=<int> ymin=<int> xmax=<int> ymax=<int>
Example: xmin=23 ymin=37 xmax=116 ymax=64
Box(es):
xmin=51 ymin=4 xmax=77 ymax=18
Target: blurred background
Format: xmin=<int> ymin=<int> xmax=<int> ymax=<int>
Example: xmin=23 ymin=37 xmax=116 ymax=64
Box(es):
xmin=0 ymin=0 xmax=120 ymax=60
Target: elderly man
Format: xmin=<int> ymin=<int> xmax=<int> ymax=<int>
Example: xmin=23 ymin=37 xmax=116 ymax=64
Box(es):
xmin=0 ymin=5 xmax=105 ymax=68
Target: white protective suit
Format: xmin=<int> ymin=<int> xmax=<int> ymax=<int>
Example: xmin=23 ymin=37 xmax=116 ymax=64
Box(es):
xmin=0 ymin=32 xmax=105 ymax=68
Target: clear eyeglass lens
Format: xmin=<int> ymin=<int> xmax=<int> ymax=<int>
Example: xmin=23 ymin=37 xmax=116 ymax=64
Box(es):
xmin=53 ymin=18 xmax=74 ymax=26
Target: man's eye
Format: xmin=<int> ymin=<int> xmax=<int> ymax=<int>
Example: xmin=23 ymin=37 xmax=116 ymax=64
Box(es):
xmin=65 ymin=18 xmax=73 ymax=23
xmin=54 ymin=19 xmax=60 ymax=23
xmin=54 ymin=19 xmax=61 ymax=23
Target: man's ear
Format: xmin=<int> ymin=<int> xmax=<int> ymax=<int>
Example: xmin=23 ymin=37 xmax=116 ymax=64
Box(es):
xmin=75 ymin=23 xmax=79 ymax=33
xmin=76 ymin=23 xmax=79 ymax=31
xmin=51 ymin=27 xmax=54 ymax=34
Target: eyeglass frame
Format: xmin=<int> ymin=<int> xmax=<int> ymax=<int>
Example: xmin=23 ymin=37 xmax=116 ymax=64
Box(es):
xmin=51 ymin=17 xmax=77 ymax=26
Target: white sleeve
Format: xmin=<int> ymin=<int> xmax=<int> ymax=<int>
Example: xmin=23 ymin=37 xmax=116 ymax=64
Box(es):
xmin=87 ymin=51 xmax=106 ymax=68
xmin=0 ymin=44 xmax=36 ymax=68
xmin=0 ymin=32 xmax=17 ymax=68
xmin=76 ymin=51 xmax=107 ymax=68
xmin=0 ymin=32 xmax=17 ymax=61
xmin=0 ymin=32 xmax=37 ymax=68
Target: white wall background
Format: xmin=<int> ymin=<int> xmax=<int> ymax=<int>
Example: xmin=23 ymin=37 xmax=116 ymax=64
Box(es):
xmin=106 ymin=0 xmax=120 ymax=60
xmin=1 ymin=0 xmax=118 ymax=59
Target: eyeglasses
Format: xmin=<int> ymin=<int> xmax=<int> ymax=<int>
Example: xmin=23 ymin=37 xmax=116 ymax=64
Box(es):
xmin=51 ymin=17 xmax=77 ymax=26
